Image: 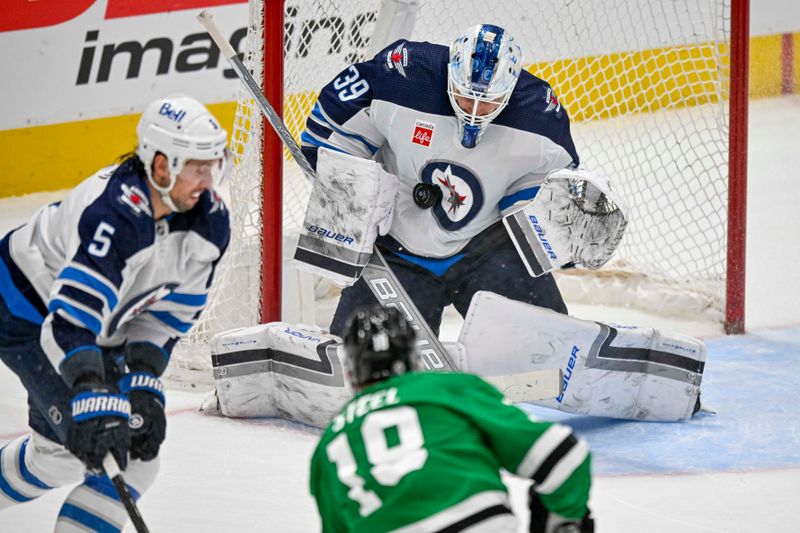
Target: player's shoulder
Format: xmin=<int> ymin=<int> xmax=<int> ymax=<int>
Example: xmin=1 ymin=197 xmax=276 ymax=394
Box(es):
xmin=168 ymin=189 xmax=231 ymax=253
xmin=87 ymin=158 xmax=157 ymax=223
xmin=396 ymin=371 xmax=498 ymax=400
xmin=373 ymin=39 xmax=449 ymax=77
xmin=78 ymin=158 xmax=157 ymax=254
xmin=368 ymin=39 xmax=452 ymax=115
xmin=494 ymin=70 xmax=570 ymax=133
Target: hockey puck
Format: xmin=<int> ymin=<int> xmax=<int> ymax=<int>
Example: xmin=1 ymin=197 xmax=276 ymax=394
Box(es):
xmin=413 ymin=182 xmax=443 ymax=209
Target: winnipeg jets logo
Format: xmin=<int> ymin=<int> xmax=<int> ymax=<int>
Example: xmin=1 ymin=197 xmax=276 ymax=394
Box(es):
xmin=420 ymin=161 xmax=484 ymax=231
xmin=544 ymin=87 xmax=561 ymax=114
xmin=437 ymin=170 xmax=468 ymax=215
xmin=385 ymin=42 xmax=409 ymax=77
xmin=119 ymin=184 xmax=152 ymax=217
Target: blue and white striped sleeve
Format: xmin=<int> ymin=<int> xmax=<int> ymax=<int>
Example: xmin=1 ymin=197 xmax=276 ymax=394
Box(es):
xmin=41 ymin=189 xmax=151 ymax=382
xmin=301 ymin=58 xmax=386 ymax=171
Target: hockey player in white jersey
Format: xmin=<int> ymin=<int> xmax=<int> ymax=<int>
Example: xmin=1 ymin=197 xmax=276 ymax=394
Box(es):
xmin=297 ymin=23 xmax=599 ymax=336
xmin=0 ymin=94 xmax=230 ymax=531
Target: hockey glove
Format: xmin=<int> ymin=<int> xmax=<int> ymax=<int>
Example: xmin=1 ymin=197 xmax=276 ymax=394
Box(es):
xmin=67 ymin=376 xmax=131 ymax=472
xmin=529 ymin=486 xmax=594 ymax=533
xmin=120 ymin=371 xmax=166 ymax=461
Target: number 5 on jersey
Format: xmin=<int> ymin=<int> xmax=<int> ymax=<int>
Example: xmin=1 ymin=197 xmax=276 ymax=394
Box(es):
xmin=88 ymin=222 xmax=116 ymax=257
xmin=325 ymin=406 xmax=428 ymax=516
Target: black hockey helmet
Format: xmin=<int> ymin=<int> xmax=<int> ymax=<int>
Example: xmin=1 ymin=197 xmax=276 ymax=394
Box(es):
xmin=343 ymin=305 xmax=418 ymax=388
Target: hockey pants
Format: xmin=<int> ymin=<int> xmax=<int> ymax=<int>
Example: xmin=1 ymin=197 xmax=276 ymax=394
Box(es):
xmin=331 ymin=224 xmax=568 ymax=336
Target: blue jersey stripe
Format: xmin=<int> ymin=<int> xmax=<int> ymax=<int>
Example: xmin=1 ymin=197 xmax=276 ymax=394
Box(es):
xmin=313 ymin=103 xmax=380 ymax=154
xmin=300 ymin=132 xmax=351 ymax=155
xmin=162 ymin=291 xmax=208 ymax=306
xmin=19 ymin=438 xmax=54 ymax=490
xmin=49 ymin=299 xmax=102 ymax=335
xmin=84 ymin=473 xmax=141 ymax=502
xmin=306 ymin=117 xmax=334 ymax=140
xmin=394 ymin=251 xmax=466 ymax=277
xmin=0 ymin=446 xmax=34 ymax=502
xmin=58 ymin=285 xmax=105 ymax=314
xmin=0 ymin=255 xmax=44 ymax=324
xmin=498 ymin=186 xmax=540 ymax=211
xmin=149 ymin=310 xmax=193 ymax=333
xmin=0 ymin=234 xmax=46 ymax=323
xmin=59 ymin=267 xmax=118 ymax=310
xmin=58 ymin=503 xmax=121 ymax=533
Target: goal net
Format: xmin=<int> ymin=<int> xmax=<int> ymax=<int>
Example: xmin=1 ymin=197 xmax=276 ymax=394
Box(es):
xmin=169 ymin=0 xmax=740 ymax=375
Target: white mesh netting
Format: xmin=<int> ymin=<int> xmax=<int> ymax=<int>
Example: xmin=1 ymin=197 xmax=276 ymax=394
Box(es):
xmin=169 ymin=0 xmax=731 ymax=375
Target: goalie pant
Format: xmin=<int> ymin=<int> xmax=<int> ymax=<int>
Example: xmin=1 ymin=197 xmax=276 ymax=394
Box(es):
xmin=309 ymin=372 xmax=591 ymax=533
xmin=0 ymin=296 xmax=158 ymax=532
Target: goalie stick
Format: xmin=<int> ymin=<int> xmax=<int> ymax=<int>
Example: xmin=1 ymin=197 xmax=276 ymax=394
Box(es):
xmin=196 ymin=10 xmax=561 ymax=402
xmin=102 ymin=454 xmax=150 ymax=533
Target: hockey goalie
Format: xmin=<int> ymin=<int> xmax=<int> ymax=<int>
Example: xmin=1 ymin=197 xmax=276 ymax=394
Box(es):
xmin=201 ymin=22 xmax=706 ymax=428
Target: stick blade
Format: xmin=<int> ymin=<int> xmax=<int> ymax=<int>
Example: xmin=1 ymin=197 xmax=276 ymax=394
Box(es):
xmin=488 ymin=368 xmax=563 ymax=403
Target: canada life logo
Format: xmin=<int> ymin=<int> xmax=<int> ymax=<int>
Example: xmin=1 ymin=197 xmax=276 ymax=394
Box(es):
xmin=412 ymin=120 xmax=435 ymax=147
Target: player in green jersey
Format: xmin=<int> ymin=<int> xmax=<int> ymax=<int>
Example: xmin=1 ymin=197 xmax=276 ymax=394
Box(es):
xmin=309 ymin=305 xmax=594 ymax=532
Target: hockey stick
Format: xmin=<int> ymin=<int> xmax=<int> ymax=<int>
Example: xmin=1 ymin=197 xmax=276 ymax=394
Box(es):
xmin=195 ymin=10 xmax=455 ymax=371
xmin=196 ymin=10 xmax=561 ymax=401
xmin=102 ymin=454 xmax=150 ymax=533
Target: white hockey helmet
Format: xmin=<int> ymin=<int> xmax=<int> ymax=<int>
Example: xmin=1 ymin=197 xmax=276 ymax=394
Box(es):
xmin=447 ymin=24 xmax=523 ymax=148
xmin=136 ymin=93 xmax=229 ymax=212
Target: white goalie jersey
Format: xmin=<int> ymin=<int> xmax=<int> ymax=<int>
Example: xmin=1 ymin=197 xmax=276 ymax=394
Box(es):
xmin=300 ymin=39 xmax=579 ymax=258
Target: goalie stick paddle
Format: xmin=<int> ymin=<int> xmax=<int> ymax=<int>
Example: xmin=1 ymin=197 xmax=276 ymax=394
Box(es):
xmin=102 ymin=454 xmax=150 ymax=533
xmin=197 ymin=10 xmax=561 ymax=402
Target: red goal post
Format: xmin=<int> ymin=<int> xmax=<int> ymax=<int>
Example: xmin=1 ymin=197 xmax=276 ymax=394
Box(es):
xmin=170 ymin=0 xmax=749 ymax=374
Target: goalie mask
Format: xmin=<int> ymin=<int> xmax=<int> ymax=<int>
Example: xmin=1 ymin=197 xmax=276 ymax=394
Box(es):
xmin=136 ymin=94 xmax=230 ymax=212
xmin=343 ymin=305 xmax=418 ymax=388
xmin=447 ymin=24 xmax=523 ymax=148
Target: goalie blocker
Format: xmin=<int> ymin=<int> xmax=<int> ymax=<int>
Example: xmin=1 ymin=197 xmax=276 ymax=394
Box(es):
xmin=208 ymin=292 xmax=704 ymax=426
xmin=504 ymin=168 xmax=628 ymax=277
xmin=293 ymin=148 xmax=398 ymax=285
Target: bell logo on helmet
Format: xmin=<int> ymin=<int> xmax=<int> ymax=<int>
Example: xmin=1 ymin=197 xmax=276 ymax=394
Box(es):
xmin=159 ymin=102 xmax=187 ymax=122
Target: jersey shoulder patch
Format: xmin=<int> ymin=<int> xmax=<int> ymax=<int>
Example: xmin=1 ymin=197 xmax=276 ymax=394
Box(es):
xmin=78 ymin=159 xmax=156 ymax=262
xmin=370 ymin=40 xmax=453 ymax=116
xmin=497 ymin=72 xmax=568 ymax=127
xmin=495 ymin=71 xmax=580 ymax=164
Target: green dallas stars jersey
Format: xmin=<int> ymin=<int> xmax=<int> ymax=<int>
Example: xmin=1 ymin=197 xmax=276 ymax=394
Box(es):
xmin=309 ymin=371 xmax=591 ymax=532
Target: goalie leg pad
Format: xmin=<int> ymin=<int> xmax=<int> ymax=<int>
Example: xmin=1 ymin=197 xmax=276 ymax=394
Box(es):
xmin=211 ymin=323 xmax=353 ymax=428
xmin=211 ymin=324 xmax=469 ymax=428
xmin=293 ymin=148 xmax=398 ymax=285
xmin=459 ymin=292 xmax=704 ymax=421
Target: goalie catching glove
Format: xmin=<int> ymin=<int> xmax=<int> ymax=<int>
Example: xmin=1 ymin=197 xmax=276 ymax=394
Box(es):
xmin=293 ymin=148 xmax=398 ymax=285
xmin=503 ymin=168 xmax=627 ymax=276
